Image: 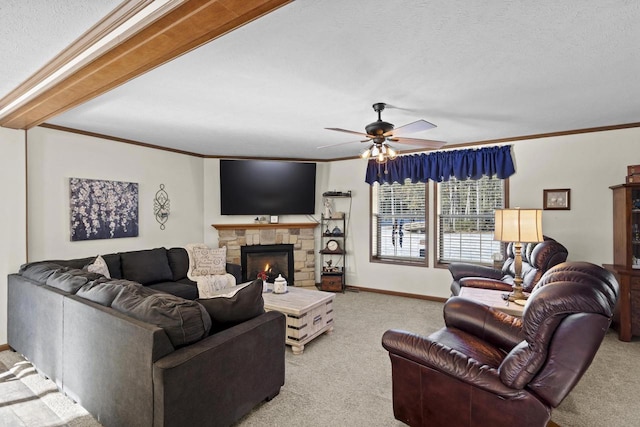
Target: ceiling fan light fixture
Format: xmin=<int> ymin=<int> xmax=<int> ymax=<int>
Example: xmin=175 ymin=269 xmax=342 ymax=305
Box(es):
xmin=387 ymin=145 xmax=397 ymax=159
xmin=323 ymin=102 xmax=444 ymax=166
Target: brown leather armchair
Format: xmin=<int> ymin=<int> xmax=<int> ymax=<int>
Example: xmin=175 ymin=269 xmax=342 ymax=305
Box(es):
xmin=382 ymin=262 xmax=618 ymax=427
xmin=448 ymin=236 xmax=568 ymax=296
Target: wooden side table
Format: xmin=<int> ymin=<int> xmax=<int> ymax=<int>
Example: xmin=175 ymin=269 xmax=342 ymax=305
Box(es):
xmin=458 ymin=287 xmax=525 ymax=317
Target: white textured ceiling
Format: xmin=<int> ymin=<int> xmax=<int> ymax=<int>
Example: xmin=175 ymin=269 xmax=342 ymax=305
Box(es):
xmin=4 ymin=0 xmax=640 ymax=159
xmin=0 ymin=0 xmax=121 ymax=99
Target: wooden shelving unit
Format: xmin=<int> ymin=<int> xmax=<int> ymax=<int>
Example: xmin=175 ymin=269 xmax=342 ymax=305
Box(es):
xmin=604 ymin=183 xmax=640 ymax=341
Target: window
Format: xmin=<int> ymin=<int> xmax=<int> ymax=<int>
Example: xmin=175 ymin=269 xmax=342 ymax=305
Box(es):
xmin=437 ymin=176 xmax=507 ymax=265
xmin=371 ymin=179 xmax=427 ymax=264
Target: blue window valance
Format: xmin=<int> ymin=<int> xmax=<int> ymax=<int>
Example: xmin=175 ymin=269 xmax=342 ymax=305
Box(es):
xmin=365 ymin=145 xmax=515 ymax=185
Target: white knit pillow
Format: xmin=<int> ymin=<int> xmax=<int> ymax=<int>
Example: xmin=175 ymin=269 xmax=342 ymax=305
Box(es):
xmin=191 ymin=245 xmax=227 ymax=276
xmin=87 ymin=255 xmax=111 ymax=278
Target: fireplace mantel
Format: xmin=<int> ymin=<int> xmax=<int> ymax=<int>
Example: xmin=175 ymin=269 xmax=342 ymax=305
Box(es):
xmin=211 ymin=222 xmax=319 ymax=230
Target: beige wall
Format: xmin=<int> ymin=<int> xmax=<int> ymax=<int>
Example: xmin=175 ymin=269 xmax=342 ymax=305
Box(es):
xmin=26 ymin=126 xmax=206 ymax=261
xmin=0 ymin=127 xmax=27 ymax=344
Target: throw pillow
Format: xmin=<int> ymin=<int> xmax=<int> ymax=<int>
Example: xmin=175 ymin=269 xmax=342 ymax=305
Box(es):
xmin=197 ymin=279 xmax=264 ymax=333
xmin=167 ymin=247 xmax=190 ymax=281
xmin=112 ymin=283 xmax=212 ymax=347
xmin=191 ymin=245 xmax=227 ymax=276
xmin=87 ymin=255 xmax=111 ymax=278
xmin=120 ymin=248 xmax=173 ymax=285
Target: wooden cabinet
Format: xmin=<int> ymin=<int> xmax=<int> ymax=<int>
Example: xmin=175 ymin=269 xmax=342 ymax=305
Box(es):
xmin=320 ymin=274 xmax=343 ymax=292
xmin=605 ymin=183 xmax=640 ymax=341
xmin=319 ymin=191 xmax=350 ymax=292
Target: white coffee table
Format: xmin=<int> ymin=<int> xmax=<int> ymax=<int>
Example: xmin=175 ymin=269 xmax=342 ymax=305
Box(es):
xmin=262 ymin=287 xmax=335 ymax=355
xmin=458 ymin=287 xmax=525 ymax=317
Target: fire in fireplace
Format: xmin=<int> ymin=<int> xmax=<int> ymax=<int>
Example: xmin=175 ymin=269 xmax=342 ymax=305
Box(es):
xmin=241 ymin=244 xmax=295 ymax=286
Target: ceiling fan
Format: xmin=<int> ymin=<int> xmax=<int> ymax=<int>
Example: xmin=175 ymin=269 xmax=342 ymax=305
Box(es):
xmin=320 ymin=102 xmax=446 ymax=163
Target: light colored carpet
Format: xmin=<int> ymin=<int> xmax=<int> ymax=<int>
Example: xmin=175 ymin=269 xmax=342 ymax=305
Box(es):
xmin=1 ymin=290 xmax=639 ymax=426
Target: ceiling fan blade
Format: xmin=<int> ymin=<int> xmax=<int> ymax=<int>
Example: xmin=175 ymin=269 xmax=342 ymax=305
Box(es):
xmin=387 ymin=137 xmax=446 ymax=149
xmin=325 ymin=127 xmax=372 ymax=138
xmin=317 ymin=139 xmax=366 ymax=149
xmin=383 ymin=119 xmax=436 ymax=137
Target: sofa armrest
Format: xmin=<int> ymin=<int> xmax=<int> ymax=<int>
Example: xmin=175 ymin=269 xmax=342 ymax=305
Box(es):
xmin=226 ymin=262 xmax=242 ymax=283
xmin=443 ymin=297 xmax=524 ymax=351
xmin=152 ymin=310 xmax=285 ymax=427
xmin=448 ymin=262 xmax=504 ymax=281
xmin=382 ymin=329 xmax=521 ymax=397
xmin=459 ymin=277 xmax=513 ymax=291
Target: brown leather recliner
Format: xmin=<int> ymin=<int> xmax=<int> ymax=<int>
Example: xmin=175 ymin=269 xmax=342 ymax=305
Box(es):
xmin=448 ymin=236 xmax=568 ymax=296
xmin=382 ymin=262 xmax=618 ymax=427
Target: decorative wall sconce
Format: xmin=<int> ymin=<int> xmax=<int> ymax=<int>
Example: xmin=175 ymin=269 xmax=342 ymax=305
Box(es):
xmin=154 ymin=184 xmax=170 ymax=229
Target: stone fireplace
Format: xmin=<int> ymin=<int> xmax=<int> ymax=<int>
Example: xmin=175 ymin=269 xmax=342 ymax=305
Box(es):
xmin=241 ymin=244 xmax=294 ymax=284
xmin=212 ymin=222 xmax=318 ymax=287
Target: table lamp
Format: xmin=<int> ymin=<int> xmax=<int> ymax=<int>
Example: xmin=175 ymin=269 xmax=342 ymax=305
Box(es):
xmin=494 ymin=208 xmax=543 ymax=301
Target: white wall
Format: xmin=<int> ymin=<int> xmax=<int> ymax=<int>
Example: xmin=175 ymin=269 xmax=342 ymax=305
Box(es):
xmin=508 ymin=127 xmax=639 ymax=263
xmin=26 ymin=127 xmax=205 ymax=261
xmin=324 ymin=127 xmax=640 ymax=298
xmin=325 ymin=158 xmax=454 ymax=297
xmin=5 ymin=125 xmax=637 ymax=347
xmin=203 ymin=158 xmax=329 ymax=250
xmin=0 ymin=127 xmax=27 ymax=345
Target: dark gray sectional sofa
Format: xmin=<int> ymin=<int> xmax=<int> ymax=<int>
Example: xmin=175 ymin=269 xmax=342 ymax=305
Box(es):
xmin=8 ymin=247 xmax=285 ymax=427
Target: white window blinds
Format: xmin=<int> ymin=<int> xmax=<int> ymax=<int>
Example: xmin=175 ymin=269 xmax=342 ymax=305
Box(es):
xmin=372 ymin=180 xmax=427 ymax=262
xmin=437 ymin=176 xmax=505 ymax=264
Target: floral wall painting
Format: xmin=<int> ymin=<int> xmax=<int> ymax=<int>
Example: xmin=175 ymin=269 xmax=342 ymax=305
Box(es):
xmin=70 ymin=178 xmax=139 ymax=241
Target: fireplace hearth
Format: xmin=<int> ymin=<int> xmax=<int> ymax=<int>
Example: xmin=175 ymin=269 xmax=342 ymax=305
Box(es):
xmin=241 ymin=244 xmax=295 ymax=286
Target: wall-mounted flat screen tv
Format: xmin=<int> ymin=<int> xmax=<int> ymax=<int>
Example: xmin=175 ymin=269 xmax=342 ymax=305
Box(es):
xmin=220 ymin=159 xmax=316 ymax=215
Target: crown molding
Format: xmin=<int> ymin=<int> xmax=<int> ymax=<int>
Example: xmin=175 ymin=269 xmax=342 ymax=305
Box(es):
xmin=37 ymin=120 xmax=640 ymax=162
xmin=0 ymin=0 xmax=293 ymax=129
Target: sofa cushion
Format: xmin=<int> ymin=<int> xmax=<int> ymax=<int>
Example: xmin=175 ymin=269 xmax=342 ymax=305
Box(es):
xmin=120 ymin=248 xmax=173 ymax=285
xmin=102 ymin=253 xmax=122 ymax=279
xmin=87 ymin=255 xmax=111 ymax=278
xmin=46 ymin=268 xmax=103 ymax=294
xmin=57 ymin=257 xmax=96 ymax=270
xmin=76 ymin=279 xmax=136 ymax=306
xmin=167 ymin=247 xmax=190 ymax=281
xmin=197 ymin=279 xmax=264 ymax=333
xmin=177 ymin=277 xmax=197 ymax=286
xmin=148 ymin=281 xmax=199 ymax=300
xmin=19 ymin=262 xmax=63 ymax=283
xmin=112 ymin=283 xmax=211 ymax=347
xmin=191 ymin=245 xmax=227 ymax=276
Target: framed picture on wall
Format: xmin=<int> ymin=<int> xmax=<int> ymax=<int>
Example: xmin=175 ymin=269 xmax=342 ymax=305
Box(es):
xmin=69 ymin=177 xmax=139 ymax=241
xmin=543 ymin=188 xmax=571 ymax=210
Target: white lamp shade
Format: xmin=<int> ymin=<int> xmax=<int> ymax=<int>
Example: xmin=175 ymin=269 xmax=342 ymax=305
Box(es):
xmin=494 ymin=208 xmax=543 ymax=243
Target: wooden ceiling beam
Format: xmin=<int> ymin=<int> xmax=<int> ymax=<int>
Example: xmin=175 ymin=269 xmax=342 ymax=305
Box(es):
xmin=0 ymin=0 xmax=293 ymax=129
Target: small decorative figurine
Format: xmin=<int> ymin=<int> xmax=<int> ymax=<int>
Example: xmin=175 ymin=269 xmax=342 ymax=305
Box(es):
xmin=324 ymin=198 xmax=334 ymax=218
